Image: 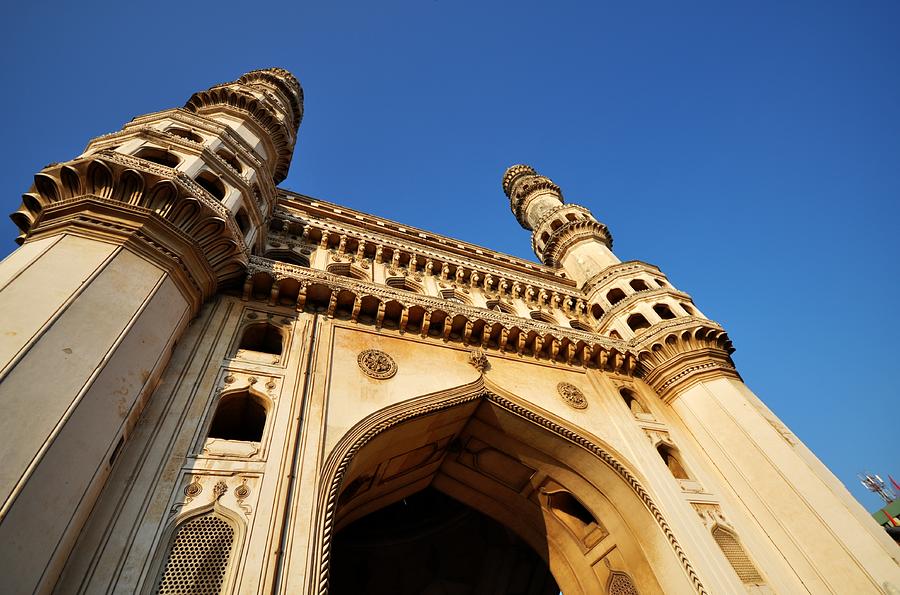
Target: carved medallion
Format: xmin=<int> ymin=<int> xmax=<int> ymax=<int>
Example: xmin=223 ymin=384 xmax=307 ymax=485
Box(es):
xmin=357 ymin=349 xmax=397 ymax=379
xmin=468 ymin=349 xmax=489 ymax=373
xmin=557 ymin=382 xmax=587 ymax=409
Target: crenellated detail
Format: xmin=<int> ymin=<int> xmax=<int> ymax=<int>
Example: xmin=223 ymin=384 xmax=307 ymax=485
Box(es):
xmin=633 ymin=320 xmax=739 ymax=402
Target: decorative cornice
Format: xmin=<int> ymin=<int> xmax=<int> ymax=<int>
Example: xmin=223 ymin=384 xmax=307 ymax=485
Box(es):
xmin=245 ymin=255 xmax=639 ymax=374
xmin=631 ymin=319 xmax=739 ymax=402
xmin=273 ymin=194 xmax=573 ymax=284
xmin=539 ymin=219 xmax=613 ymax=266
xmin=10 ymin=154 xmax=249 ymax=307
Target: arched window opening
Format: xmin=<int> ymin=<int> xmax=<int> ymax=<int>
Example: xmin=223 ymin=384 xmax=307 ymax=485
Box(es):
xmin=681 ymin=302 xmax=695 ymax=315
xmin=620 ymin=388 xmax=648 ymax=416
xmin=656 ymin=278 xmax=667 ymax=287
xmin=216 ymin=149 xmax=242 ymax=173
xmin=712 ymin=526 xmax=764 ymax=584
xmin=590 ymin=303 xmax=605 ymax=320
xmin=627 ymin=313 xmax=651 ymax=332
xmin=196 ymin=171 xmax=227 ymax=201
xmin=607 ymin=288 xmax=626 ymax=305
xmin=657 ymin=444 xmax=689 ymax=480
xmin=235 ymin=207 xmax=251 ymax=236
xmin=546 ymin=491 xmax=607 ymax=550
xmin=540 ymin=231 xmax=550 ymax=244
xmin=550 ymin=218 xmax=563 ymax=231
xmin=566 ymin=212 xmax=577 ymax=222
xmin=208 ymin=390 xmax=266 ymax=442
xmin=629 ymin=278 xmax=650 ymax=291
xmin=653 ymin=303 xmax=676 ymax=320
xmin=155 ymin=511 xmax=235 ymax=594
xmin=134 ymin=147 xmax=180 ymax=168
xmin=239 ymin=322 xmax=283 ymax=355
xmin=167 ymin=127 xmax=203 ymax=144
xmin=609 ymin=329 xmax=622 ymax=339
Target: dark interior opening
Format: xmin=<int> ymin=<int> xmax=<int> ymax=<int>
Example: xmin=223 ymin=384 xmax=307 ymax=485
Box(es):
xmin=207 ymin=391 xmax=266 ymax=442
xmin=331 ymin=487 xmax=559 ymax=595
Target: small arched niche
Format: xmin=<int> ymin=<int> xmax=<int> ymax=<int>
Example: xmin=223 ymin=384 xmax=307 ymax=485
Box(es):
xmin=195 ymin=171 xmax=227 ymax=201
xmin=657 ymin=443 xmax=689 ymax=480
xmin=627 ymin=313 xmax=651 ymax=332
xmin=207 ymin=390 xmax=267 ymax=443
xmin=619 ymin=388 xmax=652 ymax=419
xmin=216 ymin=149 xmax=242 ymax=173
xmin=607 ymin=287 xmax=626 ymax=305
xmin=166 ymin=126 xmax=204 ymax=144
xmin=653 ymin=303 xmax=676 ymax=320
xmin=134 ymin=147 xmax=180 ymax=168
xmin=236 ymin=321 xmax=285 ymax=364
xmin=629 ymin=278 xmax=650 ymax=291
xmin=235 ymin=206 xmax=252 ymax=237
xmin=544 ymin=489 xmax=608 ymax=551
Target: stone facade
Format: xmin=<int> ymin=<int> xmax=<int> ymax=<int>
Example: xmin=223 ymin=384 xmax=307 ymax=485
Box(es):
xmin=0 ymin=68 xmax=897 ymax=594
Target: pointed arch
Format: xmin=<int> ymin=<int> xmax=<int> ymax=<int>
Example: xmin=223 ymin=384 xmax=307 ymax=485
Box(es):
xmin=312 ymin=378 xmax=709 ymax=595
xmin=145 ymin=494 xmax=247 ymax=595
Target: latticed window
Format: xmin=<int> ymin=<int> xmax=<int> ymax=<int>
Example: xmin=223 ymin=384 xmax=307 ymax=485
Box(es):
xmin=712 ymin=525 xmax=764 ymax=584
xmin=156 ymin=511 xmax=235 ymax=594
xmin=607 ymin=571 xmax=639 ymax=595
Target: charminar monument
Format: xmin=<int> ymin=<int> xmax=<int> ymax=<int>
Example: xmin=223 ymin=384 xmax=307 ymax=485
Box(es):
xmin=0 ymin=68 xmax=896 ymax=594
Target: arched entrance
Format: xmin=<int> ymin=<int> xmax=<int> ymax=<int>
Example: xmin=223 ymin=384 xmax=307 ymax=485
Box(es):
xmin=313 ymin=380 xmax=707 ymax=595
xmin=331 ymin=486 xmax=558 ymax=594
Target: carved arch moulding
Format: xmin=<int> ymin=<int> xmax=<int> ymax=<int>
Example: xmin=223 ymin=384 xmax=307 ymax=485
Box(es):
xmin=309 ymin=378 xmax=710 ymax=595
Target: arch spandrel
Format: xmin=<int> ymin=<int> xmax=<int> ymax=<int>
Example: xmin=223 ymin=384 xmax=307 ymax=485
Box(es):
xmin=311 ymin=376 xmax=708 ymax=595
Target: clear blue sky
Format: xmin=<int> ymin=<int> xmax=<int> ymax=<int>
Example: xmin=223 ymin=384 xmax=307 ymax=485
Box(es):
xmin=1 ymin=1 xmax=897 ymax=510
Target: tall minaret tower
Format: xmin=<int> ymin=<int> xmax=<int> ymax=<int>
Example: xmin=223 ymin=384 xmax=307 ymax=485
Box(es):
xmin=503 ymin=163 xmax=618 ymax=286
xmin=503 ymin=164 xmax=900 ymax=593
xmin=0 ymin=68 xmax=302 ymax=593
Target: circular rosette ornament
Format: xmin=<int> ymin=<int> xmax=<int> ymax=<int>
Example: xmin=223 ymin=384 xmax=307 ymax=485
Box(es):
xmin=357 ymin=349 xmax=398 ymax=379
xmin=557 ymin=382 xmax=588 ymax=409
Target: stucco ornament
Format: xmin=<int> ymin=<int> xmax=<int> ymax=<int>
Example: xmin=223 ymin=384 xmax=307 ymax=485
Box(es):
xmin=468 ymin=349 xmax=489 ymax=373
xmin=357 ymin=349 xmax=398 ymax=379
xmin=557 ymin=382 xmax=588 ymax=409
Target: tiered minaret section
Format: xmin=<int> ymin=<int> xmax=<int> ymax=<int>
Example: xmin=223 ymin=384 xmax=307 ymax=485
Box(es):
xmin=503 ymin=164 xmax=618 ymax=285
xmin=503 ymin=164 xmax=738 ymax=400
xmin=0 ymin=69 xmax=302 ymax=593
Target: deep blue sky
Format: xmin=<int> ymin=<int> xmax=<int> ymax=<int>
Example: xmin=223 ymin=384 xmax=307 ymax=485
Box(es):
xmin=1 ymin=2 xmax=897 ymax=510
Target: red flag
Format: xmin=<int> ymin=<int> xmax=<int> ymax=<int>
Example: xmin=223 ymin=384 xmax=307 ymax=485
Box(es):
xmin=891 ymin=475 xmax=900 ymax=494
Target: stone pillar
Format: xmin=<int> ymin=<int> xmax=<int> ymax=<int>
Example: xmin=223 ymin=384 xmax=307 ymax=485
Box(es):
xmin=638 ymin=332 xmax=900 ymax=592
xmin=0 ymin=68 xmax=302 ymax=593
xmin=502 ymin=164 xmax=619 ymax=285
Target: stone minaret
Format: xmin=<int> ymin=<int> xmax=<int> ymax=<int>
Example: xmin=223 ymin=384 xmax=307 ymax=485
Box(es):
xmin=503 ymin=164 xmax=619 ymax=286
xmin=0 ymin=68 xmax=302 ymax=593
xmin=504 ymin=163 xmax=900 ymax=594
